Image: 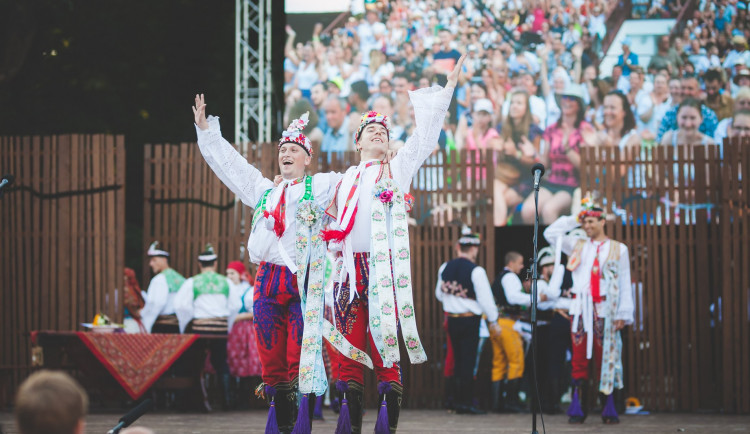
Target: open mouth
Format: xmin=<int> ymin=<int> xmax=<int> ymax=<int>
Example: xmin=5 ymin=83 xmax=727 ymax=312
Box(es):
xmin=372 ymin=138 xmax=383 ymax=143
xmin=282 ymin=160 xmax=293 ymax=166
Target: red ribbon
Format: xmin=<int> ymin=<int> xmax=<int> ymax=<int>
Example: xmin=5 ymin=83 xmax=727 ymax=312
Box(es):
xmin=321 ymin=205 xmax=358 ymax=243
xmin=591 ymin=241 xmax=606 ymax=303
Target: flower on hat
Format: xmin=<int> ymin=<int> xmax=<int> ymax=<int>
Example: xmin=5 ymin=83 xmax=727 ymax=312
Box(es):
xmin=279 ymin=112 xmax=313 ymax=155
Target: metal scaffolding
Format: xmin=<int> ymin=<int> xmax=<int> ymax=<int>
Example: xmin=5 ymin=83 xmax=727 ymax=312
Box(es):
xmin=235 ymin=0 xmax=272 ymax=148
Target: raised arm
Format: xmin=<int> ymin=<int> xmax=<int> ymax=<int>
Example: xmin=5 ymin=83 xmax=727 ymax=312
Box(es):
xmin=193 ymin=94 xmax=274 ymax=207
xmin=543 ymin=215 xmax=581 ymax=255
xmin=391 ymin=55 xmax=464 ymax=189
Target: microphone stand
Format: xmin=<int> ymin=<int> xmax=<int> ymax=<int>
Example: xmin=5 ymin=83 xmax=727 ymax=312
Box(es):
xmin=529 ymin=171 xmax=542 ymax=434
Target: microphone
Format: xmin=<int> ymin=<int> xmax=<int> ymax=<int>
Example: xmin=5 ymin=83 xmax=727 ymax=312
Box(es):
xmin=531 ymin=163 xmax=545 ymax=191
xmin=0 ymin=174 xmax=14 ymax=190
xmin=107 ymin=398 xmax=153 ymax=434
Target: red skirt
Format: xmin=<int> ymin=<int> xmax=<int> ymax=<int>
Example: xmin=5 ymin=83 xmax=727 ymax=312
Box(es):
xmin=227 ymin=319 xmax=263 ymax=377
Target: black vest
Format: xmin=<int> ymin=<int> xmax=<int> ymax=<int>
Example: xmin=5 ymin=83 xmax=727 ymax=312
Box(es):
xmin=491 ymin=268 xmax=525 ymax=317
xmin=440 ymin=258 xmax=478 ymax=300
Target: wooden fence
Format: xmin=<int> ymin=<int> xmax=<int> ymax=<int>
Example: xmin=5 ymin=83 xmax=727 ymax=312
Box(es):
xmin=0 ymin=135 xmax=126 ymax=406
xmin=579 ymin=138 xmax=750 ymax=413
xmin=143 ymin=143 xmax=495 ymax=408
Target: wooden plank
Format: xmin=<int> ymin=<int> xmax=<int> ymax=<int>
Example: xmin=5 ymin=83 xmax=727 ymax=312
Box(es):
xmin=57 ymin=135 xmax=72 ymax=330
xmin=92 ymin=134 xmax=103 ymax=321
xmin=115 ymin=135 xmax=126 ymax=323
xmin=143 ymin=144 xmax=153 ymax=289
xmin=105 ymin=135 xmax=117 ymax=320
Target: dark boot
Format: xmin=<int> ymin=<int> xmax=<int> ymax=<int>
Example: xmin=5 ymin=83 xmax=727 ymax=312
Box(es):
xmin=455 ymin=378 xmax=486 ymax=415
xmin=346 ymin=380 xmax=364 ymax=434
xmin=220 ymin=373 xmax=233 ymax=410
xmin=503 ymin=379 xmax=527 ymax=413
xmin=491 ymin=381 xmax=504 ymax=413
xmin=383 ymin=382 xmax=403 ymax=433
xmin=271 ymin=382 xmax=296 ymax=434
xmin=444 ymin=377 xmax=457 ymax=410
xmin=567 ymin=379 xmax=587 ymax=424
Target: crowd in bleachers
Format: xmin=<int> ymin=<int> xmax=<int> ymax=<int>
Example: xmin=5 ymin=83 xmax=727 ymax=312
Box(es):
xmin=284 ymin=0 xmax=750 ymax=226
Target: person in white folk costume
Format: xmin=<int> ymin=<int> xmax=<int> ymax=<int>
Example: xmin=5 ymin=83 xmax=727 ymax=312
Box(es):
xmin=193 ymin=95 xmax=392 ymax=434
xmin=140 ymin=241 xmax=186 ymax=333
xmin=543 ymin=198 xmax=634 ymax=425
xmin=322 ymin=56 xmax=464 ymax=434
xmin=173 ymin=244 xmax=233 ymax=409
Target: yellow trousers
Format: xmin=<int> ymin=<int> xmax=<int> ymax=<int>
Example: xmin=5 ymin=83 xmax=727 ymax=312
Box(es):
xmin=490 ymin=317 xmax=525 ymax=382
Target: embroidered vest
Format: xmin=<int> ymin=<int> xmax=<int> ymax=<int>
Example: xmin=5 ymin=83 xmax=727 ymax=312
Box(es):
xmin=161 ymin=268 xmax=186 ymax=294
xmin=440 ymin=258 xmax=478 ymax=300
xmin=192 ymin=271 xmax=229 ymax=300
xmin=491 ymin=268 xmax=526 ymax=317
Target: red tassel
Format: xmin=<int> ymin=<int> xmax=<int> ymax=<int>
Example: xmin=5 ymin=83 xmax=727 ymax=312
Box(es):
xmin=322 ymin=205 xmax=358 ymax=243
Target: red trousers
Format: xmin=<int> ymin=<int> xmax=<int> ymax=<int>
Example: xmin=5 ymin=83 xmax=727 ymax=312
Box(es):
xmin=253 ymin=261 xmax=303 ymax=386
xmin=333 ymin=253 xmax=401 ymax=385
xmin=570 ymin=305 xmax=605 ymax=381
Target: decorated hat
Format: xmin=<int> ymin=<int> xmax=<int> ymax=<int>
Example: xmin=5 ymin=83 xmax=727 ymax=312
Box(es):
xmin=279 ymin=112 xmax=313 ymax=155
xmin=538 ymin=247 xmax=555 ymax=267
xmin=354 ymin=111 xmax=392 ymax=144
xmin=458 ymin=225 xmax=481 ymax=246
xmin=147 ymin=241 xmax=169 ymax=258
xmin=577 ymin=196 xmax=606 ymax=221
xmin=198 ymin=243 xmax=218 ymax=262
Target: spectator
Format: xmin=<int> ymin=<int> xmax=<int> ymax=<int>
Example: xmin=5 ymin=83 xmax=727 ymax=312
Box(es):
xmin=714 ymin=86 xmax=750 ymax=145
xmin=524 ymin=83 xmax=593 ymax=224
xmin=703 ymin=68 xmax=734 ymax=120
xmin=731 ymin=67 xmax=750 ymax=97
xmin=649 ymin=35 xmax=684 ymax=78
xmin=661 ymin=98 xmax=715 ymax=147
xmin=502 ymin=72 xmax=547 ymax=127
xmin=722 ymin=35 xmax=750 ymax=72
xmin=321 ymin=97 xmax=353 ymax=152
xmin=627 ymin=66 xmax=655 ymax=135
xmin=585 ymin=91 xmax=641 ymax=149
xmin=727 ymin=108 xmax=750 ymax=139
xmin=310 ymin=82 xmax=329 ymax=132
xmin=645 ymin=73 xmax=673 ymax=140
xmin=616 ymin=37 xmax=639 ymax=77
xmin=348 ymin=80 xmax=371 ymax=116
xmin=657 ymin=76 xmax=719 ymax=141
xmin=497 ymin=89 xmax=543 ymax=225
xmin=15 ymin=371 xmax=88 ymax=434
xmin=364 ymin=50 xmax=394 ymax=93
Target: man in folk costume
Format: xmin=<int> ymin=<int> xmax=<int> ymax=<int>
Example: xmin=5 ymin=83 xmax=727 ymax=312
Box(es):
xmin=435 ymin=226 xmax=500 ymax=415
xmin=140 ymin=241 xmax=186 ymax=333
xmin=174 ymin=244 xmax=233 ymax=409
xmin=193 ymin=96 xmax=372 ymax=434
xmin=543 ymin=198 xmax=634 ymax=424
xmin=324 ymin=56 xmax=464 ymax=434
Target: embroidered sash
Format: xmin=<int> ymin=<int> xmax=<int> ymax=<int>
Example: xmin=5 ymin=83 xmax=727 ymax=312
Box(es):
xmin=296 ymin=179 xmax=374 ymax=394
xmin=598 ymin=241 xmax=624 ymax=394
xmin=367 ymin=165 xmax=427 ymax=366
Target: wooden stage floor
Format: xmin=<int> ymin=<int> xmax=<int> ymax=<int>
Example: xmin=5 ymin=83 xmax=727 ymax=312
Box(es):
xmin=3 ymin=409 xmax=750 ymax=433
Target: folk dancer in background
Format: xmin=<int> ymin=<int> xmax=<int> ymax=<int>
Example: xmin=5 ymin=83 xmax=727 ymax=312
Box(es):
xmin=174 ymin=244 xmax=233 ymax=410
xmin=535 ymin=247 xmax=573 ymax=414
xmin=544 ymin=198 xmax=634 ymax=424
xmin=140 ymin=241 xmax=186 ymax=333
xmin=194 ymin=95 xmax=360 ymax=433
xmin=435 ymin=226 xmax=500 ymax=415
xmin=226 ymin=260 xmax=262 ymax=407
xmin=324 ymin=55 xmax=462 ymax=434
xmin=489 ymin=251 xmax=547 ymax=413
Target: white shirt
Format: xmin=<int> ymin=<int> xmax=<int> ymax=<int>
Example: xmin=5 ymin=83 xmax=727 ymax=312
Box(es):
xmin=435 ymin=262 xmax=499 ymax=323
xmin=173 ymin=274 xmax=233 ymax=333
xmin=543 ymin=215 xmax=634 ymax=324
xmin=140 ymin=273 xmax=176 ymax=333
xmin=227 ymin=280 xmax=253 ymax=331
xmin=196 ymin=117 xmax=342 ymax=269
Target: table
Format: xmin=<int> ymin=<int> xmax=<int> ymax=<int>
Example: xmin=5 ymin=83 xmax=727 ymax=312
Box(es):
xmin=32 ymin=331 xmax=227 ymax=409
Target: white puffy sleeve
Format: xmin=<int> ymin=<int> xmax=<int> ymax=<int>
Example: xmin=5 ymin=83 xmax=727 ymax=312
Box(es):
xmin=195 ymin=116 xmax=275 ymax=207
xmin=391 ymin=85 xmax=455 ymax=192
xmin=435 ymin=262 xmax=447 ymax=303
xmin=140 ymin=274 xmax=168 ymax=333
xmin=615 ymin=243 xmax=635 ymax=325
xmin=543 ymin=215 xmax=581 ymax=255
xmin=473 ymin=266 xmax=499 ymax=323
xmin=173 ymin=278 xmax=195 ymax=333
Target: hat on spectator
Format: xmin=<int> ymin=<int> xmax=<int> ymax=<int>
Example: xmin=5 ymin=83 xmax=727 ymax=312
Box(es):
xmin=147 ymin=241 xmax=169 ymax=258
xmin=458 ymin=225 xmax=481 ymax=246
xmin=355 ymin=111 xmax=391 ymax=144
xmin=538 ymin=247 xmax=554 ymax=267
xmin=732 ymin=35 xmax=748 ymax=48
xmin=279 ymin=112 xmax=313 ymax=155
xmin=737 ymin=2 xmax=747 ymax=10
xmin=735 ymin=68 xmax=750 ymax=85
xmin=621 ymin=37 xmax=632 ymax=47
xmin=561 ymin=83 xmax=586 ymax=102
xmin=473 ymin=98 xmax=494 ymax=114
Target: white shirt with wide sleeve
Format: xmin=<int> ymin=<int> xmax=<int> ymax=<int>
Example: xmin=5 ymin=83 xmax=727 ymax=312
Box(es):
xmin=336 ymin=85 xmax=454 ymax=253
xmin=543 ymin=215 xmax=634 ymax=324
xmin=140 ymin=273 xmax=175 ymax=333
xmin=196 ymin=116 xmax=342 ymax=267
xmin=435 ymin=262 xmax=499 ymax=323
